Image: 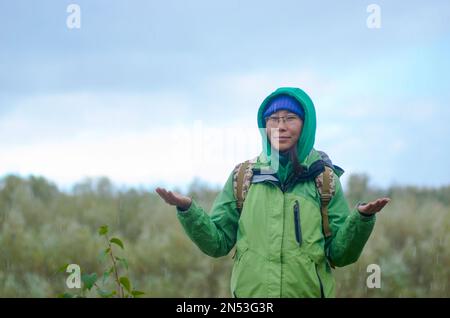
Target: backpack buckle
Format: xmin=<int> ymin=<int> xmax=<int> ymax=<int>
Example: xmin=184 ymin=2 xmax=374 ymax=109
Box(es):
xmin=321 ymin=193 xmax=332 ymax=203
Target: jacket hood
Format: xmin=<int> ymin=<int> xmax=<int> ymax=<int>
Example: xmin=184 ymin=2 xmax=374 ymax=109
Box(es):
xmin=257 ymin=87 xmax=317 ymax=166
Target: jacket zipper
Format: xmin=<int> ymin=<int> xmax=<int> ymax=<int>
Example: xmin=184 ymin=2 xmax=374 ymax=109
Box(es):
xmin=293 ymin=200 xmax=302 ymax=246
xmin=265 ymin=179 xmax=282 ymax=191
xmin=315 ymin=263 xmax=325 ymax=298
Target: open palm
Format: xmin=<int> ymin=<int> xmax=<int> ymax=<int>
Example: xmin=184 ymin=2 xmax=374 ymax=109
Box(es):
xmin=358 ymin=197 xmax=391 ymax=215
xmin=155 ymin=187 xmax=192 ymax=211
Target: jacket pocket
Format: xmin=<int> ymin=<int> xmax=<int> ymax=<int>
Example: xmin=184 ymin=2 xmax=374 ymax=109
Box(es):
xmin=314 ymin=263 xmax=325 ymax=298
xmin=230 ymin=246 xmax=249 ymax=297
xmin=293 ymin=200 xmax=302 ymax=246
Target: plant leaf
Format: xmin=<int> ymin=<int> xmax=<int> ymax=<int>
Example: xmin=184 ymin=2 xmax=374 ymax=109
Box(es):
xmin=110 ymin=237 xmax=124 ymax=249
xmin=81 ymin=273 xmax=98 ymax=291
xmin=58 ymin=292 xmax=74 ymax=298
xmin=131 ymin=290 xmax=145 ymax=298
xmin=102 ymin=270 xmax=110 ymax=284
xmin=57 ymin=263 xmax=69 ymax=273
xmin=102 ymin=266 xmax=114 ymax=284
xmin=116 ymin=257 xmax=128 ymax=270
xmin=119 ymin=276 xmax=131 ymax=293
xmin=98 ymin=225 xmax=109 ymax=236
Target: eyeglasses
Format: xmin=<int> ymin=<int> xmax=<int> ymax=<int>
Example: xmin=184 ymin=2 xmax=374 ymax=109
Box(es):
xmin=265 ymin=115 xmax=300 ymax=127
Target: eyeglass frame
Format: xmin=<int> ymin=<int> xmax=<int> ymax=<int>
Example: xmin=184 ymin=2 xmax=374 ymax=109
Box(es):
xmin=265 ymin=113 xmax=301 ymax=127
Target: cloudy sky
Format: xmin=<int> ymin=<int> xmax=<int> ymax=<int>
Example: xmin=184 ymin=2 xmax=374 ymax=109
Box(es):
xmin=0 ymin=0 xmax=449 ymax=192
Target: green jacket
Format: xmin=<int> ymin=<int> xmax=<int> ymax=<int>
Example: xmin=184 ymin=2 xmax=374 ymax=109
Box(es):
xmin=177 ymin=87 xmax=376 ymax=297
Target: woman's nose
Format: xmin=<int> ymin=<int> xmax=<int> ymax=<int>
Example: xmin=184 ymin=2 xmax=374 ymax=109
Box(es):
xmin=277 ymin=121 xmax=288 ymax=129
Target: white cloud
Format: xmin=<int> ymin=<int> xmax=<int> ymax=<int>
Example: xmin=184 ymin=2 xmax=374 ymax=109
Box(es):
xmin=0 ymin=117 xmax=262 ymax=191
xmin=0 ymin=91 xmax=192 ymax=146
xmin=1 ymin=67 xmax=449 ymax=190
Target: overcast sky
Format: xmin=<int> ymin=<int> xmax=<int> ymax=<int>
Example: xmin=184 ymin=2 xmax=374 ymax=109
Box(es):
xmin=1 ymin=0 xmax=449 ymax=192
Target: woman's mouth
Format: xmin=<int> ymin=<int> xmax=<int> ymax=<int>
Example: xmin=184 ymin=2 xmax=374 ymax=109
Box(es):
xmin=275 ymin=137 xmax=291 ymax=143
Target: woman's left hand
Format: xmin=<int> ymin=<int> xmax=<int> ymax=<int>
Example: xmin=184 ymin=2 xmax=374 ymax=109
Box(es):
xmin=357 ymin=197 xmax=391 ymax=215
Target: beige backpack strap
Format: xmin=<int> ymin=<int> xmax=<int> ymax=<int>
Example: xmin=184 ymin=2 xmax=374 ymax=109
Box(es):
xmin=236 ymin=161 xmax=250 ymax=211
xmin=315 ymin=166 xmax=335 ymax=238
xmin=233 ymin=157 xmax=256 ymax=213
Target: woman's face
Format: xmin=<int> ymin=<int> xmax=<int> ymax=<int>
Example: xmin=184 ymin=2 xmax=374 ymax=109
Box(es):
xmin=265 ymin=110 xmax=303 ymax=152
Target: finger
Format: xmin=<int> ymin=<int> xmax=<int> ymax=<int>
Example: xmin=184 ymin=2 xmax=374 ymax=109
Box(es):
xmin=377 ymin=198 xmax=390 ymax=206
xmin=362 ymin=198 xmax=390 ymax=213
xmin=167 ymin=190 xmax=176 ymax=200
xmin=156 ymin=187 xmax=168 ymax=194
xmin=156 ymin=187 xmax=168 ymax=198
xmin=155 ymin=188 xmax=165 ymax=198
xmin=377 ymin=200 xmax=390 ymax=210
xmin=169 ymin=190 xmax=182 ymax=199
xmin=373 ymin=203 xmax=384 ymax=212
xmin=167 ymin=190 xmax=181 ymax=204
xmin=156 ymin=188 xmax=173 ymax=204
xmin=376 ymin=198 xmax=390 ymax=207
xmin=155 ymin=187 xmax=165 ymax=196
xmin=371 ymin=199 xmax=389 ymax=212
xmin=167 ymin=191 xmax=181 ymax=205
xmin=374 ymin=199 xmax=382 ymax=207
xmin=372 ymin=199 xmax=383 ymax=207
xmin=366 ymin=201 xmax=377 ymax=208
xmin=368 ymin=201 xmax=382 ymax=212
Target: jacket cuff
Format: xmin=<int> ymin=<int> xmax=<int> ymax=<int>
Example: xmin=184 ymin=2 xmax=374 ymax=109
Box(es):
xmin=177 ymin=204 xmax=191 ymax=213
xmin=176 ymin=199 xmax=197 ymax=215
xmin=347 ymin=208 xmax=376 ymax=223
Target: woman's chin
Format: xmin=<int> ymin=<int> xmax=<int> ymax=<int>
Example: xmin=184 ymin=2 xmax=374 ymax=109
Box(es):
xmin=272 ymin=146 xmax=291 ymax=152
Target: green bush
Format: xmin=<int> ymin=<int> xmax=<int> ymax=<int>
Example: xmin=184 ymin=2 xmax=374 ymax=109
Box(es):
xmin=0 ymin=174 xmax=448 ymax=297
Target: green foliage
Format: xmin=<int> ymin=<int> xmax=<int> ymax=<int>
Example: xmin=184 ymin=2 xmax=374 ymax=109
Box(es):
xmin=57 ymin=264 xmax=70 ymax=273
xmin=58 ymin=225 xmax=144 ymax=298
xmin=119 ymin=277 xmax=131 ymax=293
xmin=110 ymin=238 xmax=124 ymax=249
xmin=0 ymin=174 xmax=448 ymax=297
xmin=98 ymin=225 xmax=108 ymax=236
xmin=81 ymin=273 xmax=98 ymax=291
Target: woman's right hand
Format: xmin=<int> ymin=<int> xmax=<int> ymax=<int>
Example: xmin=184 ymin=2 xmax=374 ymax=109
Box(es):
xmin=155 ymin=187 xmax=192 ymax=211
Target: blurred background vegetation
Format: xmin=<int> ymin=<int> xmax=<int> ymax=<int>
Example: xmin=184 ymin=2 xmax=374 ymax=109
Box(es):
xmin=0 ymin=174 xmax=448 ymax=297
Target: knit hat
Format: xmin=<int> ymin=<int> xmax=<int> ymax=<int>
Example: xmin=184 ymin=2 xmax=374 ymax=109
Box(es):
xmin=263 ymin=94 xmax=305 ymax=120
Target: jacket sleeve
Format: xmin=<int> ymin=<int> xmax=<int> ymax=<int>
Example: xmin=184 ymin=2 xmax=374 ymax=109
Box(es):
xmin=324 ymin=173 xmax=376 ymax=267
xmin=176 ymin=171 xmax=239 ymax=258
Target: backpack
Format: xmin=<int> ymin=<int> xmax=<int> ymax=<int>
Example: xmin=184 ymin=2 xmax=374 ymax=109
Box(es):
xmin=232 ymin=151 xmax=340 ymax=238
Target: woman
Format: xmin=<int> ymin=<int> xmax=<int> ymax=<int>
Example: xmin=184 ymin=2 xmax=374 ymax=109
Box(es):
xmin=156 ymin=87 xmax=390 ymax=297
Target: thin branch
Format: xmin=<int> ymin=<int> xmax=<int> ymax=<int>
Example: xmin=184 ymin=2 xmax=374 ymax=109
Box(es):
xmin=105 ymin=234 xmax=124 ymax=298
